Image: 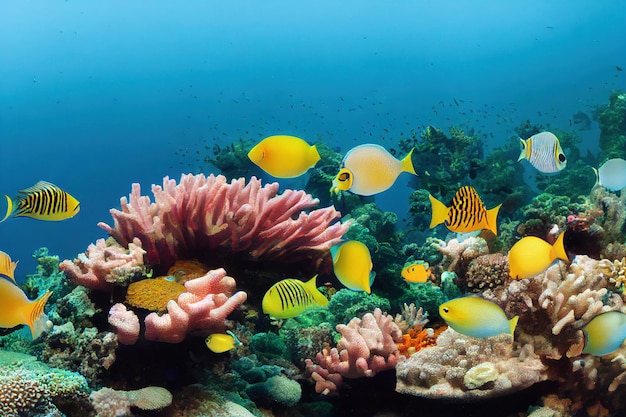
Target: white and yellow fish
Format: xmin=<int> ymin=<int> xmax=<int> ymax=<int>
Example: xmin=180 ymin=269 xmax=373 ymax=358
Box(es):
xmin=518 ymin=131 xmax=566 ymax=174
xmin=582 ymin=311 xmax=626 ymax=356
xmin=593 ymin=158 xmax=626 ymax=191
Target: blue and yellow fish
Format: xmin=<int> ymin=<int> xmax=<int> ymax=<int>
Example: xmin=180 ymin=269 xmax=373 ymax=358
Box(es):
xmin=205 ymin=330 xmax=241 ymax=353
xmin=331 ymin=240 xmax=375 ymax=293
xmin=262 ymin=275 xmax=328 ymax=319
xmin=429 ymin=186 xmax=501 ymax=235
xmin=1 ymin=181 xmax=80 ymax=222
xmin=439 ymin=296 xmax=518 ymax=339
xmin=582 ymin=311 xmax=626 ymax=356
xmin=401 ymin=261 xmax=433 ymax=283
xmin=330 ymin=144 xmax=416 ymax=196
xmin=518 ymin=131 xmax=566 ymax=174
xmin=0 ymin=250 xmax=52 ymax=339
xmin=508 ymin=232 xmax=568 ymax=280
xmin=247 ymin=135 xmax=320 ymax=178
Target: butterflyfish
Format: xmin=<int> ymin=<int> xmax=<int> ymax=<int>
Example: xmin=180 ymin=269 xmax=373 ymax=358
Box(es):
xmin=0 ymin=250 xmax=52 ymax=339
xmin=205 ymin=330 xmax=241 ymax=353
xmin=262 ymin=275 xmax=329 ymax=319
xmin=330 ymin=144 xmax=416 ymax=196
xmin=517 ymin=131 xmax=566 ymax=174
xmin=401 ymin=262 xmax=433 ymax=283
xmin=429 ymin=186 xmax=501 ymax=235
xmin=508 ymin=232 xmax=568 ymax=280
xmin=1 ymin=181 xmax=80 ymax=222
xmin=593 ymin=158 xmax=626 ymax=191
xmin=439 ymin=296 xmax=518 ymax=339
xmin=331 ymin=240 xmax=375 ymax=293
xmin=247 ymin=135 xmax=320 ymax=178
xmin=582 ymin=311 xmax=626 ymax=356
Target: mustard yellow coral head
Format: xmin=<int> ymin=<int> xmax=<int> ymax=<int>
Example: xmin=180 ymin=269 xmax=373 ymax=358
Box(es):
xmin=331 ymin=168 xmax=353 ymax=194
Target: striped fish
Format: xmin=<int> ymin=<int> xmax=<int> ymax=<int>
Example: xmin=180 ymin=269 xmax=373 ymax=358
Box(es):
xmin=1 ymin=181 xmax=80 ymax=222
xmin=262 ymin=275 xmax=329 ymax=319
xmin=518 ymin=131 xmax=566 ymax=173
xmin=429 ymin=186 xmax=501 ymax=235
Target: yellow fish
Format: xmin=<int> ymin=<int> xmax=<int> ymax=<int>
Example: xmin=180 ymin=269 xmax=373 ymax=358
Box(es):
xmin=0 ymin=250 xmax=52 ymax=339
xmin=508 ymin=232 xmax=568 ymax=280
xmin=439 ymin=296 xmax=518 ymax=339
xmin=262 ymin=275 xmax=329 ymax=319
xmin=401 ymin=262 xmax=433 ymax=283
xmin=518 ymin=131 xmax=566 ymax=174
xmin=247 ymin=135 xmax=321 ymax=178
xmin=1 ymin=181 xmax=80 ymax=222
xmin=331 ymin=241 xmax=375 ymax=293
xmin=330 ymin=144 xmax=416 ymax=196
xmin=429 ymin=186 xmax=501 ymax=235
xmin=205 ymin=330 xmax=241 ymax=353
xmin=582 ymin=311 xmax=626 ymax=356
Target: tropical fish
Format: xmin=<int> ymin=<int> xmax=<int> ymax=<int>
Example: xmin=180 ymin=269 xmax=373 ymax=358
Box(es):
xmin=593 ymin=158 xmax=626 ymax=191
xmin=0 ymin=250 xmax=52 ymax=339
xmin=262 ymin=275 xmax=329 ymax=319
xmin=508 ymin=232 xmax=568 ymax=280
xmin=205 ymin=330 xmax=241 ymax=353
xmin=401 ymin=262 xmax=433 ymax=283
xmin=247 ymin=135 xmax=320 ymax=178
xmin=517 ymin=131 xmax=567 ymax=173
xmin=582 ymin=311 xmax=626 ymax=356
xmin=571 ymin=111 xmax=592 ymax=131
xmin=439 ymin=296 xmax=518 ymax=339
xmin=429 ymin=186 xmax=501 ymax=235
xmin=330 ymin=144 xmax=416 ymax=196
xmin=1 ymin=181 xmax=80 ymax=222
xmin=331 ymin=240 xmax=375 ymax=293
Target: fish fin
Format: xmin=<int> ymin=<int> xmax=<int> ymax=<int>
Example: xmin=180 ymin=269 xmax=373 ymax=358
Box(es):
xmin=592 ymin=166 xmax=599 ymax=186
xmin=551 ymin=232 xmax=569 ymax=262
xmin=26 ymin=291 xmax=52 ymax=340
xmin=330 ymin=244 xmax=340 ymax=262
xmin=517 ymin=138 xmax=527 ymax=161
xmin=509 ymin=315 xmax=519 ymax=337
xmin=226 ymin=330 xmax=242 ymax=346
xmin=18 ymin=180 xmax=61 ymax=195
xmin=310 ymin=144 xmax=321 ymax=164
xmin=486 ymin=204 xmax=502 ymax=236
xmin=305 ymin=275 xmax=329 ymax=307
xmin=428 ymin=194 xmax=448 ymax=228
xmin=401 ymin=148 xmax=417 ymax=175
xmin=0 ymin=195 xmax=13 ymax=223
xmin=0 ymin=251 xmax=17 ymax=281
xmin=366 ymin=271 xmax=376 ymax=294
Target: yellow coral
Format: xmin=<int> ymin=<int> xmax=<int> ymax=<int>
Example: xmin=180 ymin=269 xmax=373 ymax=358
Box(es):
xmin=125 ymin=277 xmax=186 ymax=311
xmin=167 ymin=259 xmax=209 ymax=283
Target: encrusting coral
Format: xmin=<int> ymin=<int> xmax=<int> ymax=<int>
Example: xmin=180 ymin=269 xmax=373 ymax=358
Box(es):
xmin=89 ymin=386 xmax=173 ymax=417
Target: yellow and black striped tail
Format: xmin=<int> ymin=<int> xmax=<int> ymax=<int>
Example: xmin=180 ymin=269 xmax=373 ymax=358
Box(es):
xmin=14 ymin=181 xmax=74 ymax=221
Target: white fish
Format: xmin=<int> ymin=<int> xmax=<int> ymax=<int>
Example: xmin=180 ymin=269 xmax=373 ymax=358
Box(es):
xmin=594 ymin=158 xmax=626 ymax=191
xmin=518 ymin=131 xmax=566 ymax=174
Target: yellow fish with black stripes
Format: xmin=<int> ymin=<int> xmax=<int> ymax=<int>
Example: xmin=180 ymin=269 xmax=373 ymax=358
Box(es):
xmin=1 ymin=181 xmax=80 ymax=222
xmin=262 ymin=275 xmax=329 ymax=319
xmin=0 ymin=250 xmax=52 ymax=339
xmin=429 ymin=186 xmax=501 ymax=235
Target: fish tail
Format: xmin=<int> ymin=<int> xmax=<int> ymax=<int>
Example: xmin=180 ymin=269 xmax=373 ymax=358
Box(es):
xmin=304 ymin=275 xmax=329 ymax=306
xmin=550 ymin=232 xmax=569 ymax=262
xmin=428 ymin=194 xmax=448 ymax=228
xmin=26 ymin=291 xmax=52 ymax=339
xmin=509 ymin=315 xmax=519 ymax=337
xmin=310 ymin=144 xmax=321 ymax=164
xmin=0 ymin=250 xmax=17 ymax=280
xmin=401 ymin=148 xmax=417 ymax=175
xmin=486 ymin=204 xmax=502 ymax=236
xmin=517 ymin=138 xmax=528 ymax=162
xmin=0 ymin=195 xmax=13 ymax=222
xmin=592 ymin=167 xmax=599 ymax=186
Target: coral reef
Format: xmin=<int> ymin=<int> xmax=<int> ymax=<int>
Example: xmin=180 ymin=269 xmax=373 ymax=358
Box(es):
xmin=593 ymin=90 xmax=626 ymax=159
xmin=464 ymin=253 xmax=509 ymax=292
xmin=89 ymin=386 xmax=172 ymax=417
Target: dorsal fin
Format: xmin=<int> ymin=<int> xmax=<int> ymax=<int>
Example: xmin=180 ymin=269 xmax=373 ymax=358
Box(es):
xmin=17 ymin=180 xmax=62 ymax=196
xmin=0 ymin=250 xmax=17 ymax=283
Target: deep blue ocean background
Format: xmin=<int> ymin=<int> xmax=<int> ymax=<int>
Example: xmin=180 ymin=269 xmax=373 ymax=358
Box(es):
xmin=1 ymin=1 xmax=625 ymax=278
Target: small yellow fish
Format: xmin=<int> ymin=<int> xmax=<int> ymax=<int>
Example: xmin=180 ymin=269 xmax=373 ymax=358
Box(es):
xmin=1 ymin=181 xmax=80 ymax=222
xmin=582 ymin=311 xmax=626 ymax=356
xmin=0 ymin=250 xmax=52 ymax=339
xmin=429 ymin=186 xmax=501 ymax=235
xmin=593 ymin=158 xmax=626 ymax=191
xmin=262 ymin=275 xmax=329 ymax=319
xmin=330 ymin=144 xmax=416 ymax=196
xmin=518 ymin=131 xmax=566 ymax=174
xmin=401 ymin=262 xmax=433 ymax=283
xmin=331 ymin=241 xmax=375 ymax=293
xmin=439 ymin=296 xmax=518 ymax=339
xmin=205 ymin=330 xmax=241 ymax=353
xmin=247 ymin=135 xmax=320 ymax=178
xmin=508 ymin=232 xmax=568 ymax=280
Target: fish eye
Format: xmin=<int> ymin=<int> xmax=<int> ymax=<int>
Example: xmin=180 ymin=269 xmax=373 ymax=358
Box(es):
xmin=339 ymin=172 xmax=351 ymax=182
xmin=558 ymin=153 xmax=566 ymax=162
xmin=442 ymin=307 xmax=449 ymax=313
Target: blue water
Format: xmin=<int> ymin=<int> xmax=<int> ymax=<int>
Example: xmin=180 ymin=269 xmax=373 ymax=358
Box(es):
xmin=1 ymin=1 xmax=625 ymax=277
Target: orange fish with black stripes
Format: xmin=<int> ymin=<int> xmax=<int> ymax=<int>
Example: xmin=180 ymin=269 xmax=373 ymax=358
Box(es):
xmin=1 ymin=181 xmax=80 ymax=222
xmin=429 ymin=186 xmax=501 ymax=235
xmin=0 ymin=250 xmax=52 ymax=339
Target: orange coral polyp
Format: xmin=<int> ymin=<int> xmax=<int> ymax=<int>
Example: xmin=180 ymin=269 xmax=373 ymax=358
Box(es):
xmin=166 ymin=259 xmax=209 ymax=282
xmin=125 ymin=277 xmax=186 ymax=312
xmin=397 ymin=326 xmax=447 ymax=357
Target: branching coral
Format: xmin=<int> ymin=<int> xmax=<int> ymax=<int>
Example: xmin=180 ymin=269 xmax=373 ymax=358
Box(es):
xmin=434 ymin=236 xmax=489 ymax=274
